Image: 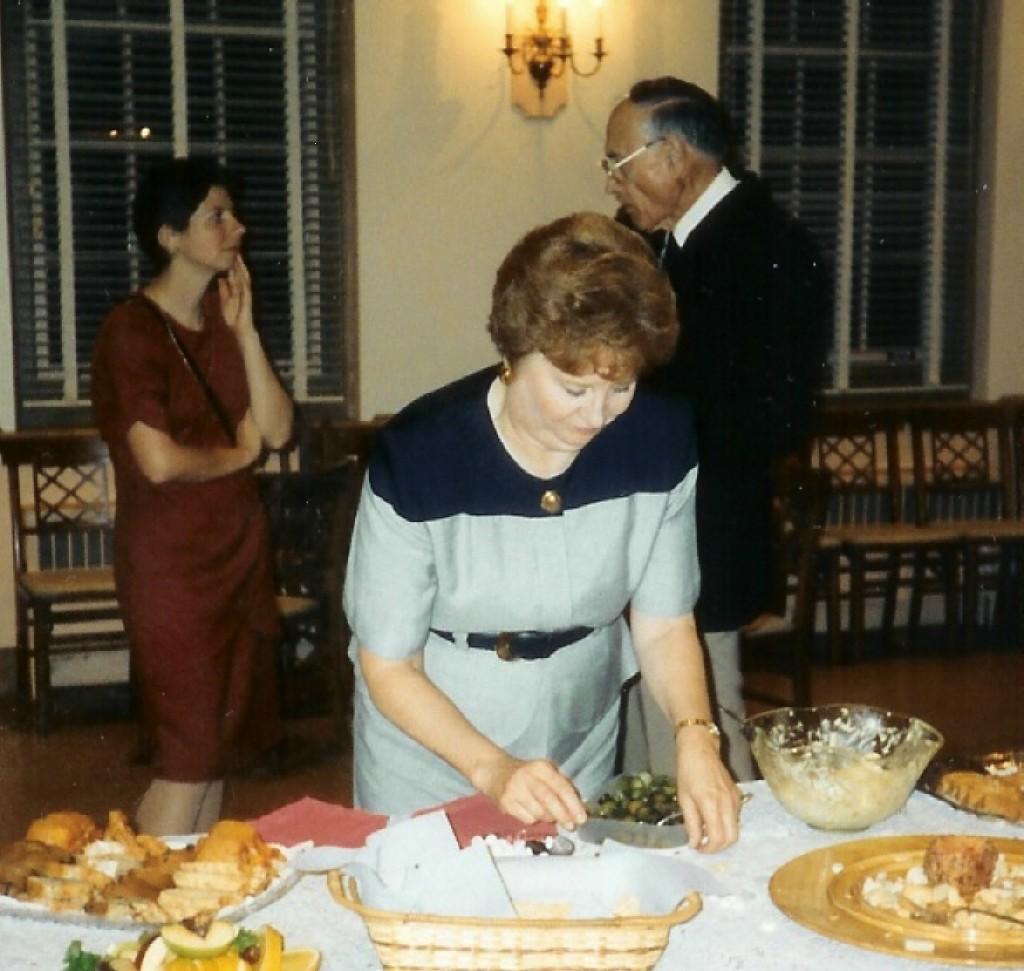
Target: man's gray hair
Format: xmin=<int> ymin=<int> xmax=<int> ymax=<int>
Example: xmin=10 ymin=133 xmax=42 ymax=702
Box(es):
xmin=629 ymin=77 xmax=734 ymax=164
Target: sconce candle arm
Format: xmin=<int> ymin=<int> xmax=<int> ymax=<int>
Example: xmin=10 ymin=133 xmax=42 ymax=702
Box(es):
xmin=501 ymin=1 xmax=607 ymax=97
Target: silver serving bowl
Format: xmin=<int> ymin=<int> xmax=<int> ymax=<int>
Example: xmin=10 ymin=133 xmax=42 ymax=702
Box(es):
xmin=744 ymin=703 xmax=944 ymax=831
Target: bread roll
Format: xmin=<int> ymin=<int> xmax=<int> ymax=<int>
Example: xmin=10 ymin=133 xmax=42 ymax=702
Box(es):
xmin=25 ymin=812 xmax=100 ymax=853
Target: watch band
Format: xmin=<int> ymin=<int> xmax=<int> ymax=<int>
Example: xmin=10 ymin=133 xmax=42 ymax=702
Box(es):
xmin=673 ymin=717 xmax=722 ymax=739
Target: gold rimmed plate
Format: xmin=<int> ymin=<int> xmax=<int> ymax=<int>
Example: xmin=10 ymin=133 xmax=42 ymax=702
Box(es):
xmin=770 ymin=835 xmax=1024 ymax=966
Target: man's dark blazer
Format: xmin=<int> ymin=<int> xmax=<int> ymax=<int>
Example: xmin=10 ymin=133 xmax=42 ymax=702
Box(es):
xmin=647 ymin=172 xmax=829 ymax=633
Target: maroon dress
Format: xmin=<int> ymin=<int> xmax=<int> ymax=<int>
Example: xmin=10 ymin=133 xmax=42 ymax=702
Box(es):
xmin=91 ymin=291 xmax=281 ymax=781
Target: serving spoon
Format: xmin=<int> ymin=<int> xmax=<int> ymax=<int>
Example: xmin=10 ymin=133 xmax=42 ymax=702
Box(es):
xmin=912 ymin=906 xmax=1024 ymax=930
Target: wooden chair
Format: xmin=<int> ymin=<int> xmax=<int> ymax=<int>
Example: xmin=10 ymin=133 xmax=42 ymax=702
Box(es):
xmin=0 ymin=429 xmax=126 ymax=734
xmin=257 ymin=459 xmax=365 ymax=743
xmin=740 ymin=465 xmax=830 ymax=709
xmin=808 ymin=407 xmax=960 ymax=661
xmin=302 ymin=415 xmax=387 ymax=476
xmin=909 ymin=400 xmax=1024 ymax=650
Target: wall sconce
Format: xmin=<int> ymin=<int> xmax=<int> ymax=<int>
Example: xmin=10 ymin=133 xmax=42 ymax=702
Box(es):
xmin=502 ymin=2 xmax=607 ymax=118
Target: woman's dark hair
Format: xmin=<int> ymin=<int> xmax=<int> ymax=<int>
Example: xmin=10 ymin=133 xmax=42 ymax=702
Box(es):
xmin=132 ymin=156 xmax=240 ymax=270
xmin=488 ymin=212 xmax=678 ymax=380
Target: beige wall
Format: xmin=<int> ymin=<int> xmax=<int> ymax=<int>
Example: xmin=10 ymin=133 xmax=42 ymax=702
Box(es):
xmin=353 ymin=0 xmax=718 ymax=417
xmin=974 ymin=0 xmax=1024 ymax=398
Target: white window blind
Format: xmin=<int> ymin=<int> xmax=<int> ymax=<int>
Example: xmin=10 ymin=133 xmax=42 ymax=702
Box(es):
xmin=719 ymin=0 xmax=982 ymax=393
xmin=2 ymin=0 xmax=351 ymax=423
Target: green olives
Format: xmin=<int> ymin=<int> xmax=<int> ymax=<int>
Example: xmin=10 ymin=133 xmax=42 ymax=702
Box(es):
xmin=588 ymin=773 xmax=680 ymax=824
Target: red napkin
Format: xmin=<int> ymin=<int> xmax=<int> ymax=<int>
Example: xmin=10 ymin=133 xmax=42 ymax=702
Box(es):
xmin=423 ymin=793 xmax=557 ymax=847
xmin=251 ymin=796 xmax=387 ymax=848
xmin=252 ymin=793 xmax=557 ymax=849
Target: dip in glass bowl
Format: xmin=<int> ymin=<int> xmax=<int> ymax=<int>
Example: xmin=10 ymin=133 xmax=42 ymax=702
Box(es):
xmin=744 ymin=703 xmax=944 ymax=830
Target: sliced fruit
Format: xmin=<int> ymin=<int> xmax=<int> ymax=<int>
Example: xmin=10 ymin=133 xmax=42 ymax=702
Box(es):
xmin=164 ymin=959 xmax=199 ymax=971
xmin=106 ymin=959 xmax=138 ymax=971
xmin=281 ymin=948 xmax=322 ymax=971
xmin=256 ymin=925 xmax=284 ymax=971
xmin=108 ymin=939 xmax=140 ymax=960
xmin=138 ymin=937 xmax=171 ymax=971
xmin=162 ymin=921 xmax=237 ymax=959
xmin=164 ymin=955 xmax=239 ymax=971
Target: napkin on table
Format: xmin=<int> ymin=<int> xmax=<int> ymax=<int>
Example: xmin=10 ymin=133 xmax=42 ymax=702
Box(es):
xmin=251 ymin=796 xmax=387 ymax=848
xmin=251 ymin=792 xmax=556 ymax=849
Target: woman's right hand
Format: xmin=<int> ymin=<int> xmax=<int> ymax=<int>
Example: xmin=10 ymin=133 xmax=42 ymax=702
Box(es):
xmin=472 ymin=754 xmax=588 ymax=829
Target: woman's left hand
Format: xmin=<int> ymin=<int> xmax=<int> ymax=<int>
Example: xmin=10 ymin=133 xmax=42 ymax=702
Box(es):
xmin=218 ymin=256 xmax=255 ymax=338
xmin=674 ymin=730 xmax=742 ymax=853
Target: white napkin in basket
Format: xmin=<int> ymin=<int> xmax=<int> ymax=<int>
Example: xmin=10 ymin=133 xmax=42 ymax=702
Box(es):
xmin=349 ymin=810 xmax=516 ymax=918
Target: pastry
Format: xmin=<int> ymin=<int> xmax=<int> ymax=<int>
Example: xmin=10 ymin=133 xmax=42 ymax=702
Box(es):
xmin=936 ymin=770 xmax=1024 ymax=822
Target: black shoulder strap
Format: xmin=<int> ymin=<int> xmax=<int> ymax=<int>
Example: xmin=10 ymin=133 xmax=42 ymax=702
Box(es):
xmin=137 ymin=293 xmax=236 ymax=445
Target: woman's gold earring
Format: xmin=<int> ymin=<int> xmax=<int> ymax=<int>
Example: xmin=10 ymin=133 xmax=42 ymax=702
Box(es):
xmin=500 ymin=360 xmax=513 ymax=385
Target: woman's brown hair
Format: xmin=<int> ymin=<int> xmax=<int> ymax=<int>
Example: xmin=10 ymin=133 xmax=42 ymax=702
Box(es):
xmin=487 ymin=211 xmax=678 ymax=379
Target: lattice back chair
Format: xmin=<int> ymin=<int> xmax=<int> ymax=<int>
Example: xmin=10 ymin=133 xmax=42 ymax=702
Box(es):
xmin=257 ymin=459 xmax=365 ymax=742
xmin=0 ymin=429 xmax=126 ymax=733
xmin=740 ymin=465 xmax=830 ymax=710
xmin=808 ymin=407 xmax=960 ymax=661
xmin=909 ymin=401 xmax=1024 ymax=650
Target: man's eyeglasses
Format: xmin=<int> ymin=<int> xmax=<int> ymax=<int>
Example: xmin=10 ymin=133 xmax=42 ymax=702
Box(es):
xmin=600 ymin=138 xmax=664 ymax=179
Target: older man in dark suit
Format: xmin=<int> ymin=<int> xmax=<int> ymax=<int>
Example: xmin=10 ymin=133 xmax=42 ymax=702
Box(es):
xmin=606 ymin=77 xmax=828 ymax=779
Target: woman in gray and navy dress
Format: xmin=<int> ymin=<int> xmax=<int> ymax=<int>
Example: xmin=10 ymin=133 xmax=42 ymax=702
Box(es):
xmin=343 ymin=212 xmax=740 ymax=851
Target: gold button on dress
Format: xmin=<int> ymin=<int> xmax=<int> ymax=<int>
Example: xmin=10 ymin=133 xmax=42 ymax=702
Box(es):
xmin=540 ymin=489 xmax=562 ymax=514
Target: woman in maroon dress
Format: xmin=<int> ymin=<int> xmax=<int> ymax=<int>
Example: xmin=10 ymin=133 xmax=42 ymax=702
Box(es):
xmin=92 ymin=158 xmax=294 ymax=835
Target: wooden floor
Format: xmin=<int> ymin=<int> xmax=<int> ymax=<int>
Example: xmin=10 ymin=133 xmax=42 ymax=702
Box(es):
xmin=1 ymin=644 xmax=1021 ymax=845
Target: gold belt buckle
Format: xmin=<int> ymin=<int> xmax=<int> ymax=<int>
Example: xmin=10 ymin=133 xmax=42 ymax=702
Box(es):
xmin=495 ymin=633 xmax=515 ymax=661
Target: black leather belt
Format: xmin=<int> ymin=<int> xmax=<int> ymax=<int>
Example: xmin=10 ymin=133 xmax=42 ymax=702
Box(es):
xmin=430 ymin=626 xmax=594 ymax=661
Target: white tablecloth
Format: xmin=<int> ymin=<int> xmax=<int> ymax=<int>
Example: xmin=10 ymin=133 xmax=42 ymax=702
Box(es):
xmin=5 ymin=783 xmax=1022 ymax=970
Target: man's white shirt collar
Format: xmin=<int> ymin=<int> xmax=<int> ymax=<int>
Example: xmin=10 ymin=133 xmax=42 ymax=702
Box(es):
xmin=669 ymin=168 xmax=739 ymax=248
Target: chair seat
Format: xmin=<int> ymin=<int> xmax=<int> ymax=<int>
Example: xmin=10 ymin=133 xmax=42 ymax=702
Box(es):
xmin=957 ymin=519 xmax=1024 ymax=541
xmin=824 ymin=523 xmax=960 ymax=547
xmin=18 ymin=567 xmax=117 ymax=601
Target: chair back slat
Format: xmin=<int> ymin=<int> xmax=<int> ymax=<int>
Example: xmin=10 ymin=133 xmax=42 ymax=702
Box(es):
xmin=809 ymin=407 xmax=905 ymax=525
xmin=257 ymin=461 xmax=361 ymax=599
xmin=1 ymin=429 xmax=115 ymax=571
xmin=909 ymin=401 xmax=1014 ymax=524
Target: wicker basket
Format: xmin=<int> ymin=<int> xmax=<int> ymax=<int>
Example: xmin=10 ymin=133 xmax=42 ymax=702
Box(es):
xmin=327 ymin=868 xmax=701 ymax=971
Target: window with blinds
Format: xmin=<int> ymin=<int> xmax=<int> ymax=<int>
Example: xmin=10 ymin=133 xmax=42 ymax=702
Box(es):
xmin=719 ymin=0 xmax=982 ymax=393
xmin=2 ymin=0 xmax=353 ymax=425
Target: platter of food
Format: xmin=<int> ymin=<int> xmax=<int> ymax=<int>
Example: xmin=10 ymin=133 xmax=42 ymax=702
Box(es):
xmin=63 ymin=917 xmax=320 ymax=971
xmin=921 ymin=751 xmax=1024 ymax=824
xmin=770 ymin=834 xmax=1024 ymax=966
xmin=578 ymin=774 xmax=688 ymax=849
xmin=0 ymin=811 xmax=298 ymax=930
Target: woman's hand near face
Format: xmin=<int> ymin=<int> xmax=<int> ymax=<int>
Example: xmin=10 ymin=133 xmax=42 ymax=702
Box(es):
xmin=218 ymin=255 xmax=294 ymax=449
xmin=674 ymin=728 xmax=742 ymax=853
xmin=471 ymin=754 xmax=588 ymax=829
xmin=218 ymin=256 xmax=255 ymax=338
